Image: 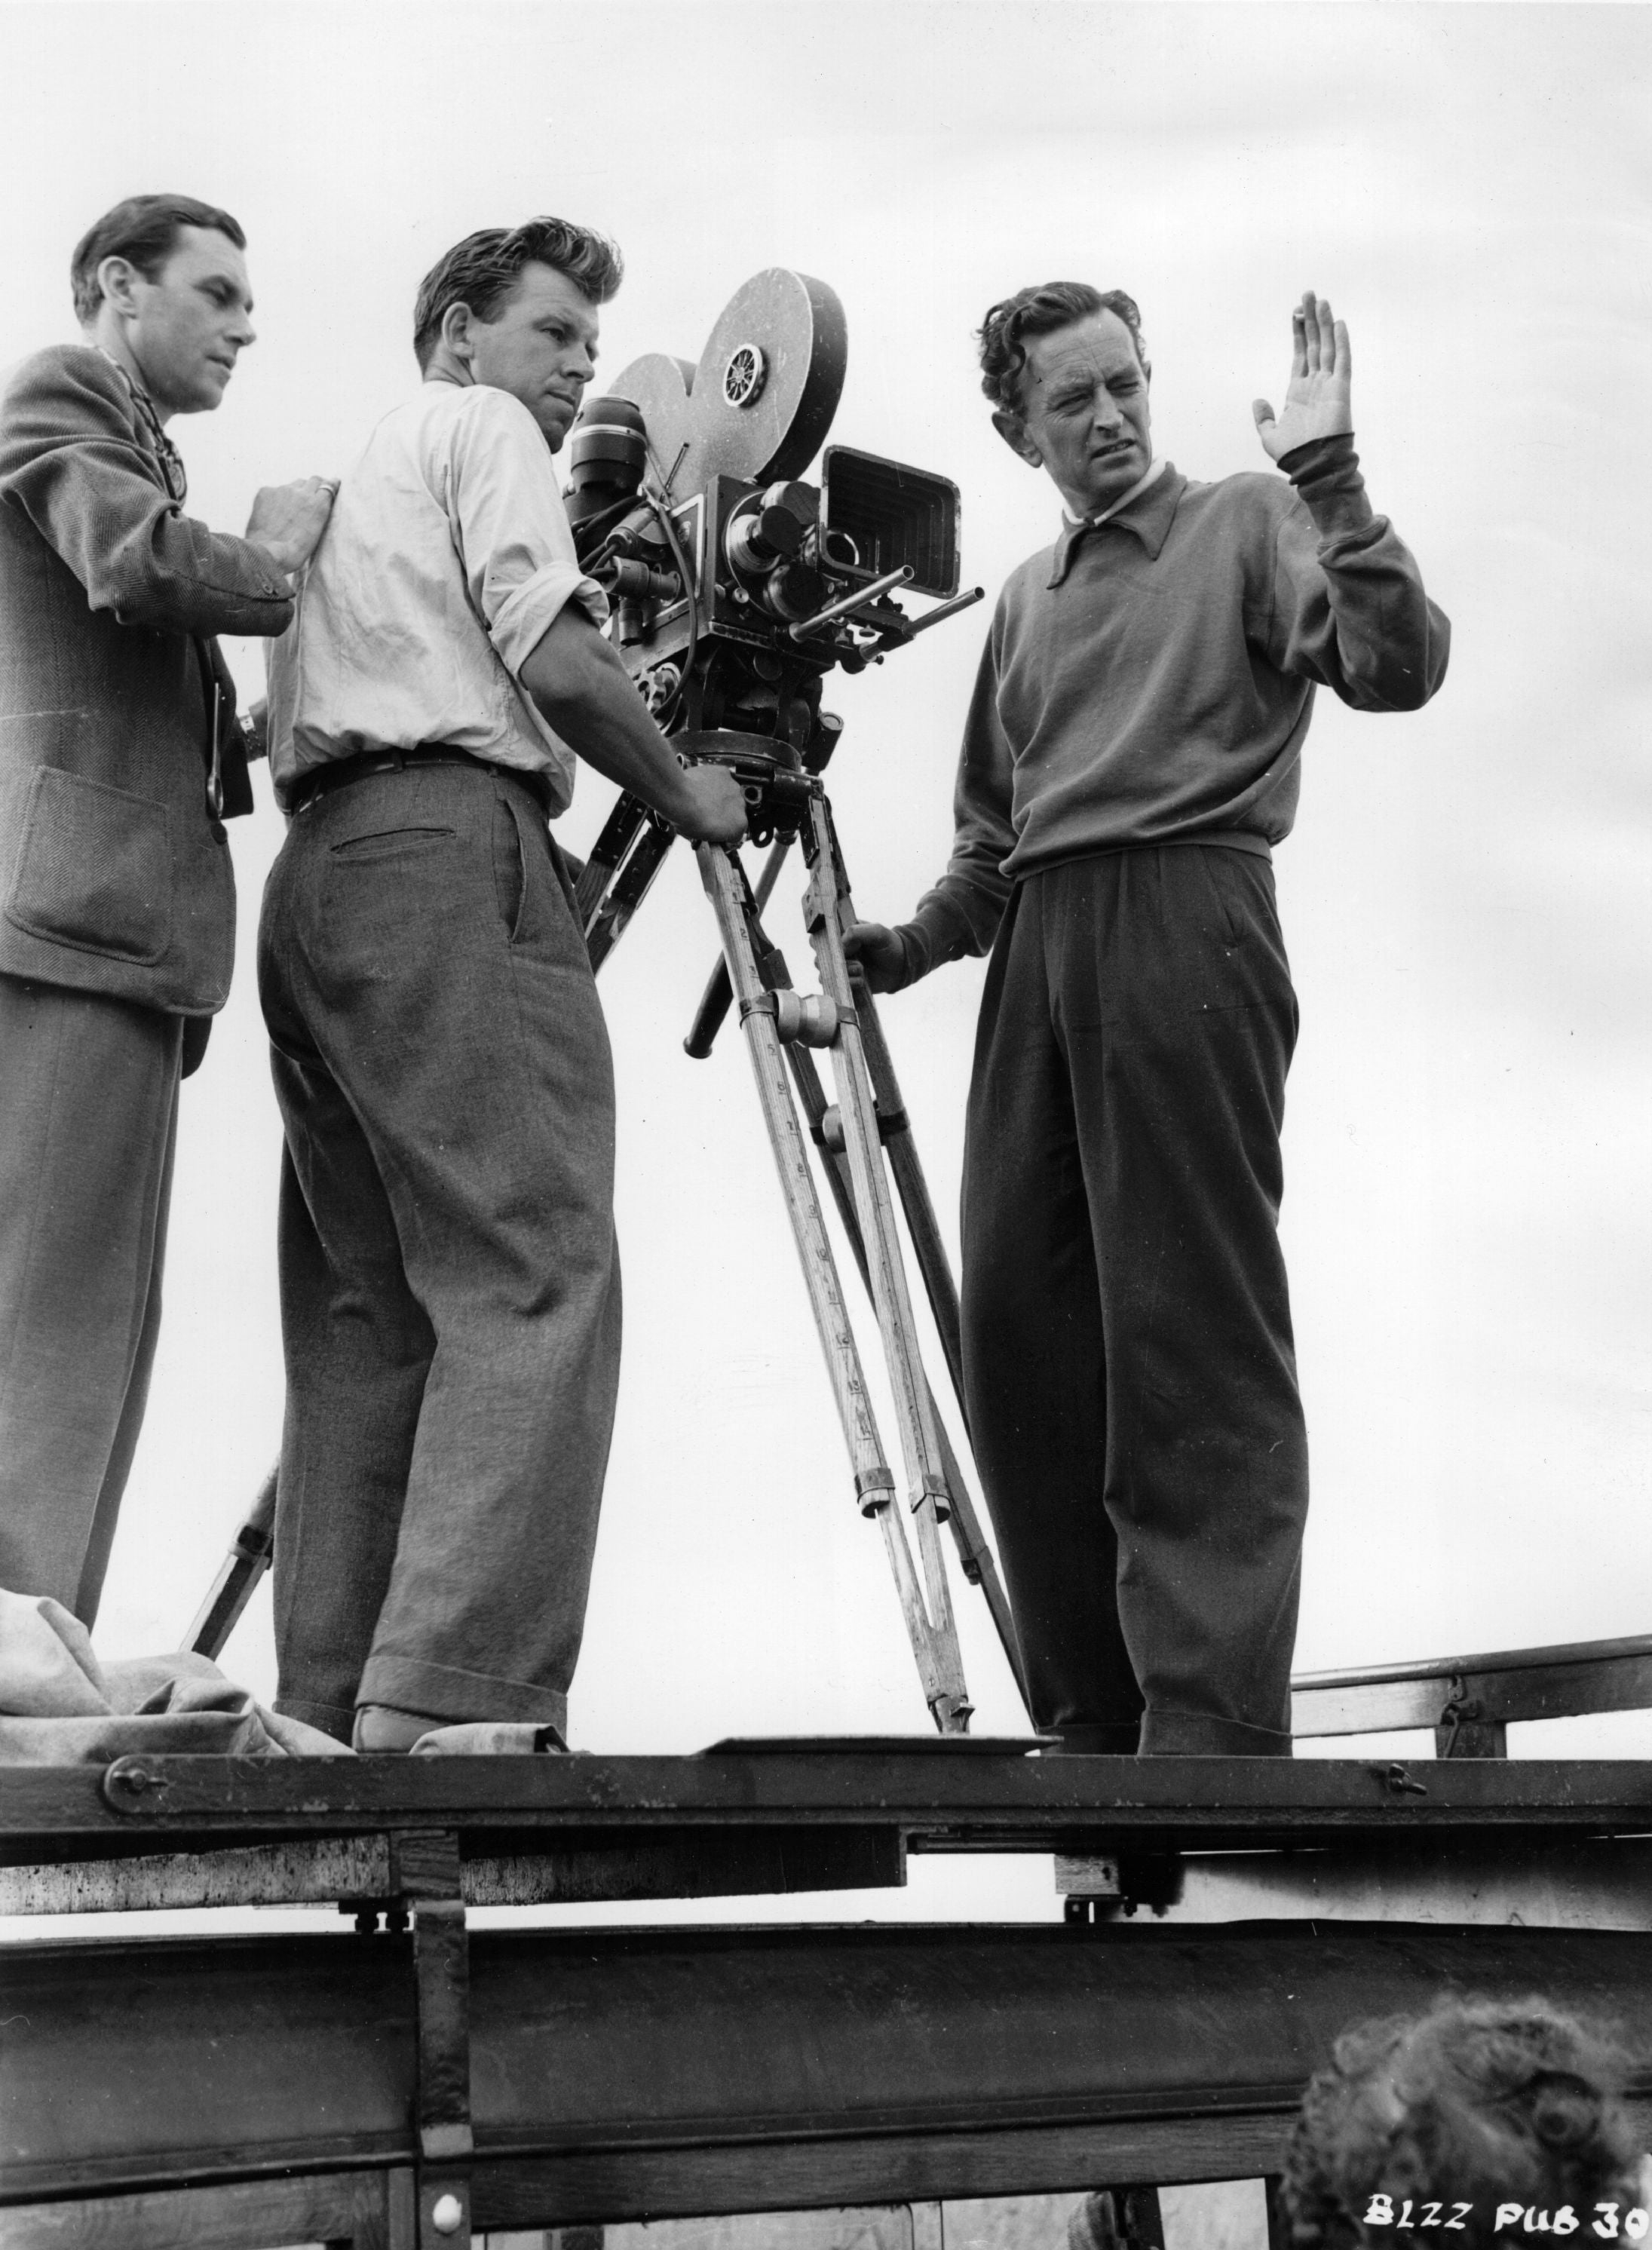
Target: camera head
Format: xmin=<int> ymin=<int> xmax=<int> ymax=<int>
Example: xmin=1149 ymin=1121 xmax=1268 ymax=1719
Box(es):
xmin=565 ymin=270 xmax=979 ymax=792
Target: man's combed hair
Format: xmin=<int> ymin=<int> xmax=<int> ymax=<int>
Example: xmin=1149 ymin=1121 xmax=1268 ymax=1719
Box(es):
xmin=70 ymin=195 xmax=247 ymax=325
xmin=1281 ymin=1996 xmax=1642 ymax=2250
xmin=977 ymin=282 xmax=1149 ymax=417
xmin=412 ymin=217 xmax=624 ymax=371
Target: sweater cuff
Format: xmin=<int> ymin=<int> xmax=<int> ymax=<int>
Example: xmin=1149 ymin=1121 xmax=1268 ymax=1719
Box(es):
xmin=897 ymin=892 xmax=984 ymax=986
xmin=1280 ymin=431 xmax=1375 ymax=539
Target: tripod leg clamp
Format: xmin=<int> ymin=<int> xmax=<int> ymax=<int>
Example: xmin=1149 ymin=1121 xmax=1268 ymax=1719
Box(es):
xmin=915 ymin=1476 xmax=953 ymax=1523
xmin=854 ymin=1466 xmax=896 ymax=1518
xmin=741 ymin=989 xmax=851 ymax=1046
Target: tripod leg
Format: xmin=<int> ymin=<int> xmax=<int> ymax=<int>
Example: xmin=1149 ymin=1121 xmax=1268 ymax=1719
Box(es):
xmin=799 ymin=802 xmax=970 ymax=1729
xmin=575 ymin=792 xmax=648 ymax=932
xmin=696 ymin=843 xmax=961 ymax=1723
xmin=782 ymin=1040 xmax=1031 ymax=1716
xmin=587 ymin=818 xmax=677 ymax=973
xmin=846 ymin=980 xmax=1032 ymax=1709
xmin=853 ymin=979 xmax=967 ymax=1418
xmin=685 ymin=835 xmax=795 ymax=1058
xmin=184 ymin=1460 xmax=277 ymax=1660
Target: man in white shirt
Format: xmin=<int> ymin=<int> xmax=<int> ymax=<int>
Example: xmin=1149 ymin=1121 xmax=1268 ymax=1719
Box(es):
xmin=262 ymin=217 xmax=746 ymax=1752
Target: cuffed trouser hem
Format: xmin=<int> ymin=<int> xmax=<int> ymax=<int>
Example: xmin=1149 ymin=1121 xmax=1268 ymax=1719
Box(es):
xmin=1137 ymin=1712 xmax=1294 ymax=1757
xmin=274 ymin=1693 xmax=357 ymax=1746
xmin=358 ymin=1654 xmax=570 ymax=1733
xmin=1040 ymin=1723 xmax=1142 ymax=1755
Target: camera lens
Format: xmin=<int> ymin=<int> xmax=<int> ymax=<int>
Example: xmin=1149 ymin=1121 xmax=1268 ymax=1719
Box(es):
xmin=566 ymin=397 xmax=647 ymax=526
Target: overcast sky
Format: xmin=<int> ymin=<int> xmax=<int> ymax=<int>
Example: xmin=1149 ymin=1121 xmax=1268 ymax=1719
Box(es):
xmin=2 ymin=2 xmax=1650 ymax=1924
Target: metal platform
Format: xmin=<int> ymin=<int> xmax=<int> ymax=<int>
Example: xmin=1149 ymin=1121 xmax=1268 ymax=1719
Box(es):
xmin=9 ymin=1742 xmax=1652 ymax=1865
xmin=6 ymin=1746 xmax=1652 ymax=2249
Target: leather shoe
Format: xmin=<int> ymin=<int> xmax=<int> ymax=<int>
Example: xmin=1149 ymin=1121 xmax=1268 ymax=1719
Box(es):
xmin=352 ymin=1703 xmax=441 ymax=1753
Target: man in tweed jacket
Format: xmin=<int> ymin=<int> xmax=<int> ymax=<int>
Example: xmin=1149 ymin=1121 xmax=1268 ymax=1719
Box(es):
xmin=0 ymin=194 xmax=334 ymax=1624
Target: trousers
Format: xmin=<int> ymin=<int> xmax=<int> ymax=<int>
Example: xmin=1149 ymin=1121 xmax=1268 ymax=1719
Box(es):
xmin=257 ymin=762 xmax=621 ymax=1743
xmin=0 ymin=974 xmax=180 ymax=1624
xmin=960 ymin=845 xmax=1308 ymax=1756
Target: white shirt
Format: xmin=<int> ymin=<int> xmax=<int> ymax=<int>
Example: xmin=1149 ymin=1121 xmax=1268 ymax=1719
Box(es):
xmin=266 ymin=379 xmax=608 ymax=811
xmin=1061 ymin=454 xmax=1169 ymax=532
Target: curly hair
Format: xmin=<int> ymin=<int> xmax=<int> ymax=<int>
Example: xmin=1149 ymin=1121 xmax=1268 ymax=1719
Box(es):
xmin=70 ymin=195 xmax=246 ymax=326
xmin=976 ymin=282 xmax=1149 ymax=418
xmin=1281 ymin=1996 xmax=1644 ymax=2250
xmin=412 ymin=216 xmax=624 ymax=370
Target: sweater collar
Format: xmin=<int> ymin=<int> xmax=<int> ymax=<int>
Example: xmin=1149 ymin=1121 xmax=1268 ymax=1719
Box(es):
xmin=1049 ymin=461 xmax=1184 ymax=586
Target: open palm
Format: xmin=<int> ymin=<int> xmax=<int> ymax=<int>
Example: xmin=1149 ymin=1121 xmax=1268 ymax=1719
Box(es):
xmin=1252 ymin=291 xmax=1353 ymax=461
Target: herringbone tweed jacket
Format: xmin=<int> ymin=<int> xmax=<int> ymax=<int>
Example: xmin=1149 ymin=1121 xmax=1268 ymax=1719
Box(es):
xmin=0 ymin=344 xmax=292 ymax=1015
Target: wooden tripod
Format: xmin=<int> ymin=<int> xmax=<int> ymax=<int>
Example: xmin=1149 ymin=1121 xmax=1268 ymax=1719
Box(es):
xmin=685 ymin=777 xmax=1027 ymax=1732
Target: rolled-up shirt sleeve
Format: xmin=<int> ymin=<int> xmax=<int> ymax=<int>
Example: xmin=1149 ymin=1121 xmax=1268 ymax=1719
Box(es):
xmin=443 ymin=388 xmax=608 ymax=679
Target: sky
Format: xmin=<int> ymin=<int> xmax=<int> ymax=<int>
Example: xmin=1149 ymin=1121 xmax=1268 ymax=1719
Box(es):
xmin=2 ymin=1 xmax=1650 ymax=1933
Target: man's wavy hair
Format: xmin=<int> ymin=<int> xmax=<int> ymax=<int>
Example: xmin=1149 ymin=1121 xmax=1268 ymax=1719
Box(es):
xmin=1281 ymin=1996 xmax=1643 ymax=2250
xmin=977 ymin=283 xmax=1148 ymax=420
xmin=412 ymin=217 xmax=624 ymax=371
xmin=70 ymin=195 xmax=247 ymax=325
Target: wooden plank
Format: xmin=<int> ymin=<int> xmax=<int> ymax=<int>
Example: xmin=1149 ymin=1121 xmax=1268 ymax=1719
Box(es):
xmin=473 ymin=2098 xmax=1652 ymax=2230
xmin=0 ymin=2169 xmax=391 ymax=2249
xmin=462 ymin=1829 xmax=905 ymax=1906
xmin=0 ymin=1831 xmax=904 ymax=1917
xmin=471 ymin=2117 xmax=1290 ymax=2229
xmin=0 ymin=1839 xmax=391 ymax=1914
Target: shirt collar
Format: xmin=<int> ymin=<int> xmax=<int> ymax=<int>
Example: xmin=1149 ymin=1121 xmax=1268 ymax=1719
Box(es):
xmin=1049 ymin=458 xmax=1182 ymax=587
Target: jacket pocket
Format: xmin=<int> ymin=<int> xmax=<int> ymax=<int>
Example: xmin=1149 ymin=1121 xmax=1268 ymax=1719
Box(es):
xmin=5 ymin=766 xmax=173 ymax=964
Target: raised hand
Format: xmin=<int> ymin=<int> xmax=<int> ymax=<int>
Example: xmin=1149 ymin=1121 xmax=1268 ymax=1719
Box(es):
xmin=1252 ymin=291 xmax=1352 ymax=462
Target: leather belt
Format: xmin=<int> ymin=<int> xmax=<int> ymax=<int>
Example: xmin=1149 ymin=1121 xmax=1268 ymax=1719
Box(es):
xmin=289 ymin=745 xmax=550 ymax=817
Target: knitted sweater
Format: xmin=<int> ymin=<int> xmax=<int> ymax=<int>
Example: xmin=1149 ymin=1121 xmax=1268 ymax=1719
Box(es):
xmin=900 ymin=435 xmax=1450 ymax=978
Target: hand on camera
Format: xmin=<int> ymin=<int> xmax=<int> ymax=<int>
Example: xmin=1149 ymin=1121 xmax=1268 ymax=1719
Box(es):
xmin=673 ymin=762 xmax=749 ymax=847
xmin=842 ymin=921 xmax=908 ymax=994
xmin=245 ymin=477 xmax=339 ymax=576
xmin=1252 ymin=290 xmax=1353 ymax=462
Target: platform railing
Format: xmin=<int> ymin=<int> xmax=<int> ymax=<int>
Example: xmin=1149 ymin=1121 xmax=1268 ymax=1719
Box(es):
xmin=1291 ymin=1629 xmax=1652 ymax=1757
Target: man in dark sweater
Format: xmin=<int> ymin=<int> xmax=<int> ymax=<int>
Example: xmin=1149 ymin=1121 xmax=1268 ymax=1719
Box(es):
xmin=848 ymin=288 xmax=1448 ymax=1755
xmin=0 ymin=195 xmax=335 ymax=1625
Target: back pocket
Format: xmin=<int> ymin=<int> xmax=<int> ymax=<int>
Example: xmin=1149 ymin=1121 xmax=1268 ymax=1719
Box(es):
xmin=330 ymin=826 xmax=455 ymax=861
xmin=6 ymin=766 xmax=171 ymax=963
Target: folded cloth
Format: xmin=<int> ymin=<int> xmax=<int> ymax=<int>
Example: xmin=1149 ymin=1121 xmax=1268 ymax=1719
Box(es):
xmin=0 ymin=1587 xmax=351 ymax=1762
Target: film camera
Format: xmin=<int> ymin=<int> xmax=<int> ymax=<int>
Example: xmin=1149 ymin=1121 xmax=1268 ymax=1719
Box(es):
xmin=562 ymin=271 xmax=982 ymax=967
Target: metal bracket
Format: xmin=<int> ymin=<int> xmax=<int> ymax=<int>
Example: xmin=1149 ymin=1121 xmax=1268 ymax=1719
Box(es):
xmin=392 ymin=1832 xmax=473 ymax=2249
xmin=1056 ymin=1851 xmax=1183 ymax=1921
xmin=1435 ymin=1672 xmax=1508 ymax=1759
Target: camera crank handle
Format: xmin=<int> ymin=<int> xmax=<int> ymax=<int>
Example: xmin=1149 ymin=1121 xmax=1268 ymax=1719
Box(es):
xmin=684 ymin=832 xmax=796 ymax=1058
